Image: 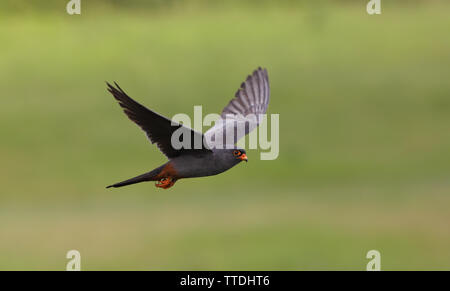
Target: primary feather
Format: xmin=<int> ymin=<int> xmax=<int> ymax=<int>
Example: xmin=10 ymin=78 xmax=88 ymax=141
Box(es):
xmin=204 ymin=67 xmax=270 ymax=148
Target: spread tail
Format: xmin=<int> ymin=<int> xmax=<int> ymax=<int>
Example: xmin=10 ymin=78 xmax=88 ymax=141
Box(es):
xmin=106 ymin=164 xmax=165 ymax=188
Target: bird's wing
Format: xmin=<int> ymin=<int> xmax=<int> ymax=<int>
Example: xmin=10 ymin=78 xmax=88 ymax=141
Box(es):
xmin=107 ymin=82 xmax=212 ymax=159
xmin=204 ymin=67 xmax=270 ymax=148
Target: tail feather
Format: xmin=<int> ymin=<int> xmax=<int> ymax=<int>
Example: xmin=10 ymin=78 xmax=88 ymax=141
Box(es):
xmin=106 ymin=164 xmax=165 ymax=188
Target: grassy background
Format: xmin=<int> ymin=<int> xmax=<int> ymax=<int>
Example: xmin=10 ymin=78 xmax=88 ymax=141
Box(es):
xmin=0 ymin=1 xmax=449 ymax=270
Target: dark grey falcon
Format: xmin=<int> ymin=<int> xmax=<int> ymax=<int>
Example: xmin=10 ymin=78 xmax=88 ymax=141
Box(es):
xmin=106 ymin=67 xmax=270 ymax=189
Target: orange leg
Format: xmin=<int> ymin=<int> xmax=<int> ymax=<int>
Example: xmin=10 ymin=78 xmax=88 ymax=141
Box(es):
xmin=155 ymin=177 xmax=176 ymax=189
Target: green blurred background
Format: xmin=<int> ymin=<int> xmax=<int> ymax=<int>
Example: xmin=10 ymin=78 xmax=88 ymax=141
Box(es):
xmin=0 ymin=0 xmax=449 ymax=270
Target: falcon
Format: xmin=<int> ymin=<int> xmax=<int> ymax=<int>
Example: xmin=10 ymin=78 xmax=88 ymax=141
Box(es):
xmin=106 ymin=67 xmax=270 ymax=189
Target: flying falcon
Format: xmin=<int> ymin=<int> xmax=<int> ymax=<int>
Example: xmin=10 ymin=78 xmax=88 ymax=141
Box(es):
xmin=106 ymin=67 xmax=270 ymax=189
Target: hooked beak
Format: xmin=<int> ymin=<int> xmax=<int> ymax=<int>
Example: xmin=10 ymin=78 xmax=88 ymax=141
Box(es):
xmin=239 ymin=153 xmax=248 ymax=162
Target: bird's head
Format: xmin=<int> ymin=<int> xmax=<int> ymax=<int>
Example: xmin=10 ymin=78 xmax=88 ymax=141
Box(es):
xmin=231 ymin=148 xmax=248 ymax=162
xmin=211 ymin=147 xmax=248 ymax=172
xmin=214 ymin=147 xmax=248 ymax=164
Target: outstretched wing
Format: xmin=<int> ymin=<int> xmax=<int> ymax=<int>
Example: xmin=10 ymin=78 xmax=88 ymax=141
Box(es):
xmin=107 ymin=82 xmax=211 ymax=158
xmin=204 ymin=67 xmax=270 ymax=148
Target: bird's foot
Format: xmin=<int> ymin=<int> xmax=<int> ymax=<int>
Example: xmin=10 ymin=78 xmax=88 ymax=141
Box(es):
xmin=155 ymin=177 xmax=175 ymax=189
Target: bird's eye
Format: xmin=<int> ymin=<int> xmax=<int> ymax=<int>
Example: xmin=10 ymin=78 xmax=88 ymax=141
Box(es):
xmin=233 ymin=150 xmax=241 ymax=156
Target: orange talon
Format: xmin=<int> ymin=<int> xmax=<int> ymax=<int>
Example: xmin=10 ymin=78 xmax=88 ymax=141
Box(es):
xmin=155 ymin=177 xmax=175 ymax=189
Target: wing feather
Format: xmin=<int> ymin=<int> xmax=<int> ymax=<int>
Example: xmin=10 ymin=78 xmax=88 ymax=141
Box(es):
xmin=107 ymin=82 xmax=211 ymax=158
xmin=205 ymin=67 xmax=270 ymax=148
